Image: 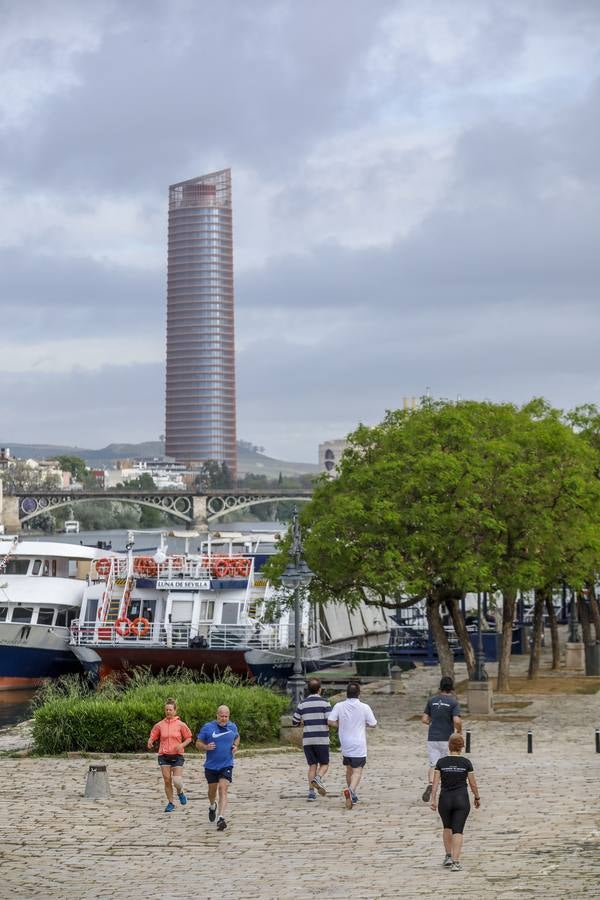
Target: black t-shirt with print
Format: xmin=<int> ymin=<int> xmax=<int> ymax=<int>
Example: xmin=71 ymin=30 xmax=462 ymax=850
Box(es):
xmin=435 ymin=755 xmax=473 ymax=792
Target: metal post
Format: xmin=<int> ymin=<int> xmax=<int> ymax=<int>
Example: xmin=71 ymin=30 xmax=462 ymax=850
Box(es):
xmin=465 ymin=729 xmax=471 ymax=753
xmin=595 ymin=729 xmax=600 ymax=754
xmin=527 ymin=730 xmax=533 ymax=753
xmin=283 ymin=509 xmax=312 ymax=709
xmin=569 ymin=590 xmax=580 ymax=643
xmin=473 ymin=591 xmax=487 ymax=682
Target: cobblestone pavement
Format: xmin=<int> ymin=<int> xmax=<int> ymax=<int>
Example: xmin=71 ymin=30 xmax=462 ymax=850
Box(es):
xmin=0 ymin=649 xmax=599 ymax=899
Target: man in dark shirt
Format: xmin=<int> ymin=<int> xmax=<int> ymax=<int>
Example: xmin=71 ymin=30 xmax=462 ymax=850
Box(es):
xmin=420 ymin=675 xmax=461 ymax=802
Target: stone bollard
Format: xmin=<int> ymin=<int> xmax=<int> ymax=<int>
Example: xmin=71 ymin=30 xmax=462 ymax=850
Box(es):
xmin=279 ymin=714 xmax=302 ymax=748
xmin=565 ymin=642 xmax=585 ymax=671
xmin=84 ymin=764 xmax=111 ymax=799
xmin=466 ymin=680 xmax=493 ymax=715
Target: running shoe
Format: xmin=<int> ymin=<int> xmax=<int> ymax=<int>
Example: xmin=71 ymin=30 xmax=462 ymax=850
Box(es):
xmin=350 ymin=789 xmax=359 ymax=804
xmin=307 ymin=789 xmax=317 ymax=801
xmin=217 ymin=816 xmax=227 ymax=831
xmin=343 ymin=788 xmax=353 ymax=809
xmin=208 ymin=804 xmax=217 ymax=822
xmin=177 ymin=792 xmax=187 ymax=806
xmin=164 ymin=802 xmax=175 ymax=813
xmin=422 ymin=784 xmax=432 ymax=803
xmin=310 ymin=776 xmax=327 ymax=796
xmin=443 ymin=853 xmax=452 ymax=867
xmin=451 ymin=861 xmax=462 ymax=872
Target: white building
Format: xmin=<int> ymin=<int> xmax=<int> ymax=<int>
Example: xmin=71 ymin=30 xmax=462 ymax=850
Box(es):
xmin=318 ymin=439 xmax=349 ymax=478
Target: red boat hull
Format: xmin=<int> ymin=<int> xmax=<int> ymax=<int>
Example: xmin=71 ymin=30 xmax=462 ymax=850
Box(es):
xmin=93 ymin=646 xmax=254 ymax=680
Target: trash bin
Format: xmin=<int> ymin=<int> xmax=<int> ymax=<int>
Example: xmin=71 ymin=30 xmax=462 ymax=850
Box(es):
xmin=584 ymin=642 xmax=600 ymax=676
xmin=355 ymin=648 xmax=390 ymax=677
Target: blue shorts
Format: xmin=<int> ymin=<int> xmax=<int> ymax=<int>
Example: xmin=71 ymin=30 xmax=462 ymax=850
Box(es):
xmin=205 ymin=766 xmax=233 ymax=784
xmin=158 ymin=754 xmax=184 ymax=768
xmin=343 ymin=755 xmax=366 ymax=769
xmin=304 ymin=745 xmax=330 ymax=766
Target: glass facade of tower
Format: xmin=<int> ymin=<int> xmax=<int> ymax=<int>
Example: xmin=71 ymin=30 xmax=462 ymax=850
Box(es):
xmin=165 ymin=169 xmax=237 ymax=476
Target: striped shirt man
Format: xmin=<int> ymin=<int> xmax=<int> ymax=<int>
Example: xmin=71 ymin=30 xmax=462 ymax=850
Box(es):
xmin=292 ymin=691 xmax=332 ymax=747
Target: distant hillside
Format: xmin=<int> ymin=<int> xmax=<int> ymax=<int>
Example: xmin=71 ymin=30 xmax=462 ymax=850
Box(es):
xmin=0 ymin=440 xmax=318 ymax=477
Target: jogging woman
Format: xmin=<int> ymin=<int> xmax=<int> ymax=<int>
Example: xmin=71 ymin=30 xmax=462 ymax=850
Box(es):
xmin=430 ymin=732 xmax=480 ymax=871
xmin=147 ymin=698 xmax=193 ymax=812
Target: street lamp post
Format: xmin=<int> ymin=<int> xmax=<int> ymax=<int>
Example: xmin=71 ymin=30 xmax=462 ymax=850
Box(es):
xmin=280 ymin=509 xmax=313 ymax=708
xmin=569 ymin=589 xmax=580 ymax=644
xmin=473 ymin=590 xmax=488 ymax=682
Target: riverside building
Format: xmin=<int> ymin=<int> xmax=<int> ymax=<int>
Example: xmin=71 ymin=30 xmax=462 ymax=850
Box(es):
xmin=165 ymin=169 xmax=237 ymax=477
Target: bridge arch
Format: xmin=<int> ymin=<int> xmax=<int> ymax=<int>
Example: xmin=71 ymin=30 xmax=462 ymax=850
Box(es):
xmin=18 ymin=494 xmax=193 ymax=525
xmin=206 ymin=495 xmax=311 ymax=521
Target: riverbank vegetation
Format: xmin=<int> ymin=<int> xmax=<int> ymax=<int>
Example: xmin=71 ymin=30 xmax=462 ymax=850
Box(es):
xmin=31 ymin=671 xmax=288 ymax=755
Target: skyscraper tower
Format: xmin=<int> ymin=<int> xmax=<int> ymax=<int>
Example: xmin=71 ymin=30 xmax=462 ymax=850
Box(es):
xmin=165 ymin=169 xmax=237 ymax=477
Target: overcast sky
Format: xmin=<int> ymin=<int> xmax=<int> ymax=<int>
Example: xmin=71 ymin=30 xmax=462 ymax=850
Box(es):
xmin=1 ymin=0 xmax=599 ymax=461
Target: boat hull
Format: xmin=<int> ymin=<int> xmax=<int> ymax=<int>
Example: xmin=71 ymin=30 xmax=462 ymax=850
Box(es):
xmin=89 ymin=646 xmax=254 ymax=680
xmin=0 ymin=625 xmax=83 ymax=691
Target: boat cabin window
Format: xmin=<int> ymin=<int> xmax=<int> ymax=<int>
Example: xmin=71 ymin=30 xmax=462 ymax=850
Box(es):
xmin=12 ymin=607 xmax=33 ymax=623
xmin=200 ymin=600 xmax=215 ymax=621
xmin=0 ymin=606 xmax=7 ymax=622
xmin=3 ymin=559 xmax=29 ymax=575
xmin=37 ymin=608 xmax=55 ymax=626
xmin=32 ymin=559 xmax=42 ymax=575
xmin=221 ymin=602 xmax=239 ymax=625
xmin=55 ymin=610 xmax=67 ymax=627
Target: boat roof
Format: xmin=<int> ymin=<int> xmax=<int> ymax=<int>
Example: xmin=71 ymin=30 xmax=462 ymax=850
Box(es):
xmin=0 ymin=539 xmax=121 ymax=561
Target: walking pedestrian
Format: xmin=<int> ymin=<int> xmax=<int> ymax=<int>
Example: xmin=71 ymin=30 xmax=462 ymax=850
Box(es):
xmin=430 ymin=732 xmax=480 ymax=871
xmin=196 ymin=704 xmax=240 ymax=831
xmin=327 ymin=682 xmax=377 ymax=809
xmin=292 ymin=677 xmax=332 ymax=800
xmin=147 ymin=698 xmax=193 ymax=812
xmin=421 ymin=675 xmax=462 ymax=802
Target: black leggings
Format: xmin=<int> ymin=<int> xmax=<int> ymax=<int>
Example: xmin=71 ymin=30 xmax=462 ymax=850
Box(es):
xmin=438 ymin=790 xmax=470 ymax=834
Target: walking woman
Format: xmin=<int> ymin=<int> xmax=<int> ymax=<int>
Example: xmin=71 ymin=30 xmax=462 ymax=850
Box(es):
xmin=430 ymin=732 xmax=480 ymax=871
xmin=147 ymin=698 xmax=193 ymax=812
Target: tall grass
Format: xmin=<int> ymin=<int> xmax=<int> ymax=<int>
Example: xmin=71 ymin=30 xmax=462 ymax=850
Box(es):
xmin=32 ymin=669 xmax=288 ymax=755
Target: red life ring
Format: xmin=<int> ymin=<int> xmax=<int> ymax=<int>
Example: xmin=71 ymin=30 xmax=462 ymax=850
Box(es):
xmin=130 ymin=617 xmax=150 ymax=638
xmin=170 ymin=556 xmax=184 ymax=570
xmin=214 ymin=560 xmax=228 ymax=577
xmin=95 ymin=558 xmax=112 ymax=576
xmin=236 ymin=559 xmax=251 ymax=577
xmin=115 ymin=617 xmax=131 ymax=637
xmin=133 ymin=557 xmax=158 ymax=577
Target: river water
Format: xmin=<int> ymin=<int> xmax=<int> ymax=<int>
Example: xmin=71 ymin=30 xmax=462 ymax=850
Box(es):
xmin=0 ymin=690 xmax=36 ymax=728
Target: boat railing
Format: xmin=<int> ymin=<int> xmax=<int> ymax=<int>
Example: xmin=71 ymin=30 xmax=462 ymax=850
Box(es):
xmin=70 ymin=619 xmax=291 ymax=650
xmin=91 ymin=555 xmax=252 ymax=582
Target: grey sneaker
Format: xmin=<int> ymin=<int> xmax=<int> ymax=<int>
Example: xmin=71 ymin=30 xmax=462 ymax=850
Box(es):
xmin=443 ymin=853 xmax=452 ymax=867
xmin=208 ymin=804 xmax=217 ymax=823
xmin=343 ymin=788 xmax=353 ymax=809
xmin=311 ymin=775 xmax=327 ymax=796
xmin=451 ymin=861 xmax=462 ymax=872
xmin=307 ymin=789 xmax=317 ymax=801
xmin=217 ymin=816 xmax=227 ymax=831
xmin=422 ymin=784 xmax=432 ymax=802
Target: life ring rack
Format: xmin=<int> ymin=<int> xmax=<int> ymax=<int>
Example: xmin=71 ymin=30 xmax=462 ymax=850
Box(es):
xmin=130 ymin=617 xmax=151 ymax=638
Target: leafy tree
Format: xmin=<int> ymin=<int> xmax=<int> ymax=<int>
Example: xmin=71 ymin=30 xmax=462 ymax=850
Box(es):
xmin=0 ymin=460 xmax=61 ymax=492
xmin=195 ymin=460 xmax=234 ymax=490
xmin=55 ymin=455 xmax=88 ymax=483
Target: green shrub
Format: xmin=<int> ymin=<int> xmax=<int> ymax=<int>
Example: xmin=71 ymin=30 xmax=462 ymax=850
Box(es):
xmin=32 ymin=674 xmax=289 ymax=755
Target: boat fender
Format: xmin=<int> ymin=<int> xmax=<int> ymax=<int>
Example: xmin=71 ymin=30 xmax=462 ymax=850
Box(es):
xmin=115 ymin=617 xmax=132 ymax=637
xmin=130 ymin=617 xmax=150 ymax=638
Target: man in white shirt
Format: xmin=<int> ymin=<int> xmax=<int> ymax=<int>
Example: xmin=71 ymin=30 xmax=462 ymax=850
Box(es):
xmin=327 ymin=682 xmax=377 ymax=808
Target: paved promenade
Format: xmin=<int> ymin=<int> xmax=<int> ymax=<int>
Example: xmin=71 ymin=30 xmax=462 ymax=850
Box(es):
xmin=0 ymin=649 xmax=599 ymax=899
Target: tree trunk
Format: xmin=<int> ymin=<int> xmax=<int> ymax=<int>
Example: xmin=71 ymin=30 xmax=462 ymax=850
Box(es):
xmin=586 ymin=582 xmax=600 ymax=643
xmin=578 ymin=593 xmax=592 ymax=644
xmin=426 ymin=593 xmax=454 ymax=679
xmin=447 ymin=596 xmax=475 ymax=679
xmin=497 ymin=588 xmax=516 ymax=691
xmin=528 ymin=588 xmax=546 ymax=679
xmin=545 ymin=592 xmax=560 ymax=670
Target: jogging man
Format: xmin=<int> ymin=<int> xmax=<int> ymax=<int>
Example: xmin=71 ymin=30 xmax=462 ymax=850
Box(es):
xmin=328 ymin=682 xmax=377 ymax=809
xmin=421 ymin=675 xmax=462 ymax=803
xmin=147 ymin=698 xmax=193 ymax=812
xmin=292 ymin=677 xmax=332 ymax=800
xmin=196 ymin=705 xmax=240 ymax=831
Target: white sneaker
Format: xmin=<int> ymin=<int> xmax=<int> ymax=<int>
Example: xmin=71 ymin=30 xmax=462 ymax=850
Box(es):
xmin=443 ymin=853 xmax=452 ymax=867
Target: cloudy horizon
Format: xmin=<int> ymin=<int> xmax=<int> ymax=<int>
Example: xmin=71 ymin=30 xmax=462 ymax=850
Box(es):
xmin=1 ymin=0 xmax=599 ymax=462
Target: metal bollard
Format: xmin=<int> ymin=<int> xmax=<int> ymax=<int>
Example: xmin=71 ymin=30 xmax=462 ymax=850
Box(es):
xmin=84 ymin=763 xmax=111 ymax=799
xmin=527 ymin=730 xmax=533 ymax=754
xmin=465 ymin=730 xmax=471 ymax=753
xmin=596 ymin=729 xmax=600 ymax=753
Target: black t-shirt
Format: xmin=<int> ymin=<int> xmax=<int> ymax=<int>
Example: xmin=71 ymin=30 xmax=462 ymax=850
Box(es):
xmin=435 ymin=755 xmax=473 ymax=792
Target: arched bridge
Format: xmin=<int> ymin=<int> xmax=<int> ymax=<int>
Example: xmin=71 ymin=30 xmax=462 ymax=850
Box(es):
xmin=1 ymin=489 xmax=313 ymax=530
